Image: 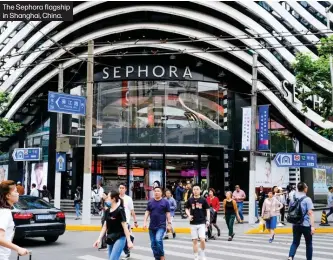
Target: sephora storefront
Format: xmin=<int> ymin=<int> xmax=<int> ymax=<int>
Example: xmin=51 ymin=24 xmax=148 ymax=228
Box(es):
xmin=71 ymin=57 xmax=231 ymax=199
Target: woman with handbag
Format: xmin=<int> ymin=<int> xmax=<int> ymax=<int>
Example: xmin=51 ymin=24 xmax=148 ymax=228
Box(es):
xmin=223 ymin=191 xmax=241 ymax=241
xmin=261 ymin=190 xmax=283 ymax=243
xmin=206 ymin=188 xmax=221 ymax=237
xmin=93 ymin=190 xmax=133 ymax=260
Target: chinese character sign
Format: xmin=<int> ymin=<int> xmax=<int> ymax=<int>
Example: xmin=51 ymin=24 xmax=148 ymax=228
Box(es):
xmin=258 ymin=105 xmax=269 ymax=151
xmin=241 ymin=107 xmax=251 ymax=150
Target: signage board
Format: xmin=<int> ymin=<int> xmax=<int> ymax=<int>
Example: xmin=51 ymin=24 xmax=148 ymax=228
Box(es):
xmin=48 ymin=91 xmax=86 ymax=115
xmin=12 ymin=148 xmax=42 ymax=161
xmin=274 ymin=153 xmax=317 ymax=168
xmin=56 ymin=152 xmax=66 ymax=172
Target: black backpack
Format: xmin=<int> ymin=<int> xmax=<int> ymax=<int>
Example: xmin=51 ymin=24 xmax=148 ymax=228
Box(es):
xmin=287 ymin=196 xmax=307 ymax=224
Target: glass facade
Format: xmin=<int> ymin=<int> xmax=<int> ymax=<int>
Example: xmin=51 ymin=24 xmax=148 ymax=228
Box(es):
xmin=95 ymin=80 xmax=230 ymax=146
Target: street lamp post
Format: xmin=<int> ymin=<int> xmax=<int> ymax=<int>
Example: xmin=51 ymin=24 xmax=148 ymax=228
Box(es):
xmin=326 ymin=4 xmax=333 ymax=113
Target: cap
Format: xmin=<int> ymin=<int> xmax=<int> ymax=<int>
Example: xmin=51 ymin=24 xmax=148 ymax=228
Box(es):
xmin=17 ymin=181 xmax=21 ymax=185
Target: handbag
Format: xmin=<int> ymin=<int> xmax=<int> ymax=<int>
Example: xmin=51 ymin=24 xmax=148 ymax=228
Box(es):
xmin=263 ymin=211 xmax=271 ymax=220
xmin=106 ymin=232 xmax=123 ymax=245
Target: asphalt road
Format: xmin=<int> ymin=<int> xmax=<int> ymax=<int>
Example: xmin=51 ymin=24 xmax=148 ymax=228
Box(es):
xmin=10 ymin=230 xmax=333 ymax=260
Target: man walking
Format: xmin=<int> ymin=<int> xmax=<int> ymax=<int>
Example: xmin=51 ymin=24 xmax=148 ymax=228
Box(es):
xmin=326 ymin=186 xmax=333 ymax=221
xmin=144 ymin=186 xmax=172 ymax=260
xmin=288 ymin=182 xmax=315 ymax=260
xmin=119 ymin=183 xmax=138 ymax=259
xmin=185 ymin=184 xmax=210 ymax=260
xmin=30 ymin=183 xmax=39 ymax=197
xmin=164 ymin=189 xmax=177 ymax=239
xmin=175 ymin=181 xmax=185 ymax=218
xmin=232 ymin=185 xmax=246 ymax=223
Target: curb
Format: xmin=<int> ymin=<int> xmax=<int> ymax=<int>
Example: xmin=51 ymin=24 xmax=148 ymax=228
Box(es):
xmin=66 ymin=225 xmax=191 ymax=233
xmin=245 ymin=227 xmax=333 ymax=234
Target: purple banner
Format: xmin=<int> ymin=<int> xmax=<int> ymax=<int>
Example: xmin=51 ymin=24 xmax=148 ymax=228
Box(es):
xmin=258 ymin=105 xmax=269 ymax=151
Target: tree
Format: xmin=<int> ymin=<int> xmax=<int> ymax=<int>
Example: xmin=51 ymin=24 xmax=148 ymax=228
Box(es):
xmin=0 ymin=92 xmax=21 ymax=148
xmin=292 ymin=35 xmax=333 ymax=139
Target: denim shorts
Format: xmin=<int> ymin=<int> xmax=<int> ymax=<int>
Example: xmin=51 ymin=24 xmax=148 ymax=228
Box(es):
xmin=266 ymin=216 xmax=277 ymax=229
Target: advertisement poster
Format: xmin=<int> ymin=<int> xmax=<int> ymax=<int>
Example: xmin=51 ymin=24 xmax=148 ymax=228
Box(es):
xmin=0 ymin=165 xmax=8 ymax=183
xmin=31 ymin=162 xmax=48 ymax=190
xmin=255 ymin=156 xmax=289 ymax=188
xmin=258 ymin=105 xmax=269 ymax=151
xmin=241 ymin=107 xmax=251 ymax=150
xmin=148 ymin=170 xmax=162 ymax=199
xmin=313 ymin=165 xmax=333 ymax=194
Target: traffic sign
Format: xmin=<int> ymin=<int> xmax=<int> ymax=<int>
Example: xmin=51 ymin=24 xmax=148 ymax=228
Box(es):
xmin=56 ymin=152 xmax=66 ymax=172
xmin=12 ymin=148 xmax=42 ymax=161
xmin=274 ymin=153 xmax=317 ymax=168
xmin=48 ymin=91 xmax=86 ymax=115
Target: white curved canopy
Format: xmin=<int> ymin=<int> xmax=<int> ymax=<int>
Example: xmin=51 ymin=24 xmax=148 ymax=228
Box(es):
xmin=5 ymin=41 xmax=333 ymax=153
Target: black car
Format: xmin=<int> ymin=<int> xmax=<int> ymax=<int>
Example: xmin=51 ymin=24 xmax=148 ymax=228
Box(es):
xmin=12 ymin=195 xmax=66 ymax=242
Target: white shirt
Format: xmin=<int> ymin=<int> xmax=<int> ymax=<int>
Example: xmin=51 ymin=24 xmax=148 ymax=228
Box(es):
xmin=98 ymin=187 xmax=104 ymax=199
xmin=121 ymin=194 xmax=134 ymax=224
xmin=0 ymin=209 xmax=15 ymax=260
xmin=30 ymin=188 xmax=39 ymax=197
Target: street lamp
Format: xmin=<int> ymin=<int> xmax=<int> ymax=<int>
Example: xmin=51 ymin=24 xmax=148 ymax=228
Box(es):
xmin=326 ymin=4 xmax=333 ymax=113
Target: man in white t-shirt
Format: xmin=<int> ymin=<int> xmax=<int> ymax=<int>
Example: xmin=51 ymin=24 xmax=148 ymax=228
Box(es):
xmin=30 ymin=183 xmax=39 ymax=197
xmin=119 ymin=183 xmax=138 ymax=260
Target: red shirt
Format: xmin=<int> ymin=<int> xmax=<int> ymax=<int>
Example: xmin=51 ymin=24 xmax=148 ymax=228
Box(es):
xmin=206 ymin=196 xmax=220 ymax=212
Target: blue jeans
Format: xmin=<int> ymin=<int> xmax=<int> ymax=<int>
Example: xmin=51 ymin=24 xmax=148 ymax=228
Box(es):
xmin=289 ymin=225 xmax=312 ymax=260
xmin=108 ymin=236 xmax=126 ymax=260
xmin=237 ymin=202 xmax=244 ymax=220
xmin=255 ymin=201 xmax=259 ymax=219
xmin=75 ymin=203 xmax=80 ymax=218
xmin=149 ymin=228 xmax=165 ymax=259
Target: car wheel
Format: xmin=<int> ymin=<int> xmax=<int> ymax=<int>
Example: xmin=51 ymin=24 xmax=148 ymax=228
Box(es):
xmin=44 ymin=235 xmax=59 ymax=243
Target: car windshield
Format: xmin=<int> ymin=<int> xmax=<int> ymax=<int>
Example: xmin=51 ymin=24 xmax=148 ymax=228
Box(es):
xmin=14 ymin=197 xmax=53 ymax=210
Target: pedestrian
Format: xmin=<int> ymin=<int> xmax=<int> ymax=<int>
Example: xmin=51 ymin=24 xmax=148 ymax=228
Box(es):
xmin=288 ymin=182 xmax=315 ymax=260
xmin=93 ymin=190 xmax=133 ymax=260
xmin=326 ymin=186 xmax=333 ymax=221
xmin=261 ymin=190 xmax=283 ymax=243
xmin=30 ymin=183 xmax=39 ymax=197
xmin=206 ymin=188 xmax=221 ymax=237
xmin=99 ymin=192 xmax=111 ymax=250
xmin=255 ymin=193 xmax=260 ymax=223
xmin=258 ymin=186 xmax=265 ymax=216
xmin=143 ymin=186 xmax=172 ymax=260
xmin=223 ymin=191 xmax=241 ymax=241
xmin=232 ymin=185 xmax=246 ymax=223
xmin=41 ymin=185 xmax=52 ymax=202
xmin=164 ymin=189 xmax=177 ymax=239
xmin=16 ymin=181 xmax=25 ymax=195
xmin=74 ymin=186 xmax=82 ymax=220
xmin=0 ymin=180 xmax=29 ymax=259
xmin=119 ymin=183 xmax=138 ymax=259
xmin=185 ymin=184 xmax=210 ymax=260
xmin=175 ymin=181 xmax=185 ymax=218
xmin=91 ymin=185 xmax=101 ymax=215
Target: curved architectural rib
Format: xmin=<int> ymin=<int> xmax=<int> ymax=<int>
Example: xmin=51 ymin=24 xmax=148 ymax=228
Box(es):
xmin=0 ymin=1 xmax=106 ymax=80
xmin=0 ymin=22 xmax=23 ymax=45
xmin=238 ymin=1 xmax=315 ymax=56
xmin=0 ymin=5 xmax=294 ymax=92
xmin=266 ymin=2 xmax=320 ymax=44
xmin=4 ymin=23 xmax=333 ymax=130
xmin=287 ymin=1 xmax=329 ymax=34
xmin=5 ymin=42 xmax=333 ymax=153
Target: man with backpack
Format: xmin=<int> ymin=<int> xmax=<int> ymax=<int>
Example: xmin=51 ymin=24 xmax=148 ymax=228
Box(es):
xmin=287 ymin=182 xmax=315 ymax=260
xmin=91 ymin=185 xmax=101 ymax=215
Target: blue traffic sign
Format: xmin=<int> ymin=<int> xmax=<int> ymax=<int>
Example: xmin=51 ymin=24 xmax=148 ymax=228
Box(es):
xmin=48 ymin=91 xmax=86 ymax=115
xmin=12 ymin=148 xmax=42 ymax=161
xmin=56 ymin=152 xmax=66 ymax=172
xmin=274 ymin=153 xmax=317 ymax=168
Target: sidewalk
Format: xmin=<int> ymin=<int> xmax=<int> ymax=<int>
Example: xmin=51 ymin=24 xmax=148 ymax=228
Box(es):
xmin=65 ymin=211 xmax=333 ymax=234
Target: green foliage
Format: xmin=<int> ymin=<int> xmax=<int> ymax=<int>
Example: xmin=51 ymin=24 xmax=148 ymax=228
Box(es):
xmin=0 ymin=92 xmax=21 ymax=137
xmin=291 ymin=35 xmax=333 ymax=120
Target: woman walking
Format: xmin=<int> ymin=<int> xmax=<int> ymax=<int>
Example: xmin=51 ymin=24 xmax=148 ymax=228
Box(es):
xmin=223 ymin=191 xmax=241 ymax=241
xmin=93 ymin=190 xmax=133 ymax=260
xmin=262 ymin=190 xmax=283 ymax=243
xmin=0 ymin=180 xmax=29 ymax=259
xmin=206 ymin=188 xmax=221 ymax=236
xmin=74 ymin=186 xmax=82 ymax=220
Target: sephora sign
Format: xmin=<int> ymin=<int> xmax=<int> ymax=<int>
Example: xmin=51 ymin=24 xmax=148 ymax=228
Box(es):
xmin=101 ymin=65 xmax=193 ymax=81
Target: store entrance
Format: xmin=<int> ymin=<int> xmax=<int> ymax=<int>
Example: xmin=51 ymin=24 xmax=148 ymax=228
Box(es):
xmin=93 ymin=148 xmax=223 ymax=201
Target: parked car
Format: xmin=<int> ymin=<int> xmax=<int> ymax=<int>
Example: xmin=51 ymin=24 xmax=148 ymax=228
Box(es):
xmin=12 ymin=195 xmax=66 ymax=242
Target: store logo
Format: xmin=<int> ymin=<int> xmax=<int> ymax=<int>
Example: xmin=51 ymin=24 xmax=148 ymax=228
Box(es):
xmin=102 ymin=65 xmax=193 ymax=80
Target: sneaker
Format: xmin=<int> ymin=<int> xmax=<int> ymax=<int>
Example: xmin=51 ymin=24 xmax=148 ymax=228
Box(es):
xmin=122 ymin=254 xmax=130 ymax=259
xmin=277 ymin=223 xmax=284 ymax=227
xmin=217 ymin=229 xmax=221 ymax=237
xmin=228 ymin=237 xmax=232 ymax=241
xmin=163 ymin=236 xmax=169 ymax=240
xmin=269 ymin=235 xmax=275 ymax=243
xmin=231 ymin=233 xmax=235 ymax=239
xmin=194 ymin=253 xmax=199 ymax=260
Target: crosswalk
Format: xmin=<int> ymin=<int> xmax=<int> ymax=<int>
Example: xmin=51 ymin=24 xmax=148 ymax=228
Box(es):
xmin=77 ymin=233 xmax=333 ymax=260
